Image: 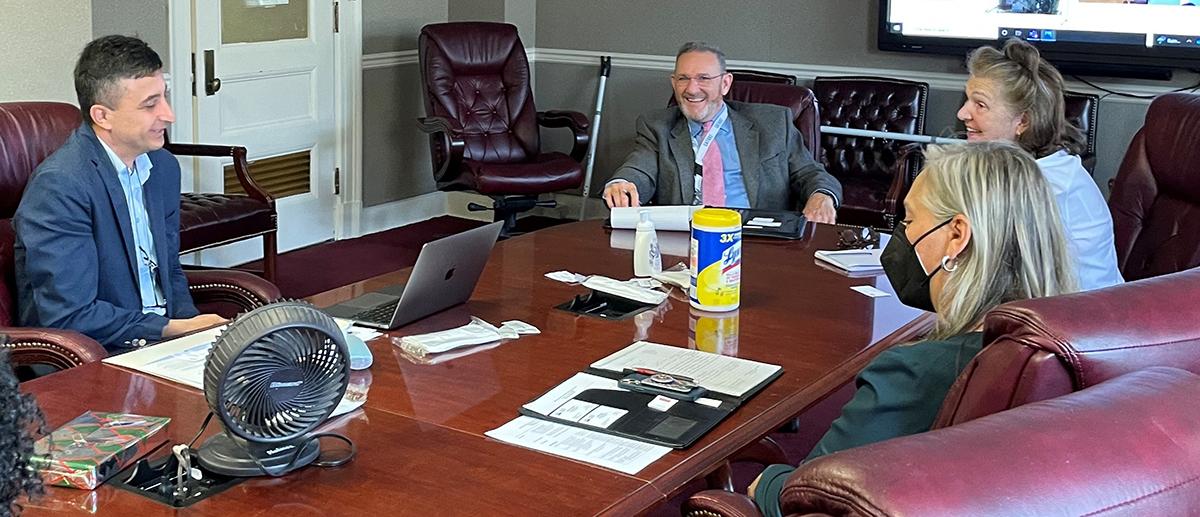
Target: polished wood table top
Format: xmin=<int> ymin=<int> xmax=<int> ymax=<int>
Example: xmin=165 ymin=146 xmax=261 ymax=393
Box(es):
xmin=23 ymin=220 xmax=930 ymax=516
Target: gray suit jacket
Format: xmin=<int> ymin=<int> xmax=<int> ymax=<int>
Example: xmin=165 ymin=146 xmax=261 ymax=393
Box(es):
xmin=610 ymin=101 xmax=841 ymax=209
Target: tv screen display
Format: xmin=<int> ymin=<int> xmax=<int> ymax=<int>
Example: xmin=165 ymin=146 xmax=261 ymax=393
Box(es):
xmin=879 ymin=0 xmax=1200 ymax=76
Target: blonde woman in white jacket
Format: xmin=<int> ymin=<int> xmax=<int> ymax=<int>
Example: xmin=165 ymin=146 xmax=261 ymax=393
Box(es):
xmin=957 ymin=38 xmax=1123 ymax=291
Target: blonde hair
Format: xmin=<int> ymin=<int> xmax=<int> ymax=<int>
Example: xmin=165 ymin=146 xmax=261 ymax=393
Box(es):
xmin=918 ymin=141 xmax=1078 ymax=340
xmin=966 ymin=38 xmax=1085 ymax=158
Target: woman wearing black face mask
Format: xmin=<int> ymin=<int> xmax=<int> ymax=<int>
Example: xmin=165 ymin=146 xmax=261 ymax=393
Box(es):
xmin=751 ymin=141 xmax=1078 ymax=517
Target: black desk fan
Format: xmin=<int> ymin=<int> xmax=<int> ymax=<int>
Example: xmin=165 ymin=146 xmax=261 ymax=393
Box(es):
xmin=197 ymin=300 xmax=352 ymax=477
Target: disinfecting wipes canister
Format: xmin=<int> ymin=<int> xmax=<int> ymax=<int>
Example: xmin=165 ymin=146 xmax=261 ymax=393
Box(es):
xmin=690 ymin=208 xmax=741 ymax=312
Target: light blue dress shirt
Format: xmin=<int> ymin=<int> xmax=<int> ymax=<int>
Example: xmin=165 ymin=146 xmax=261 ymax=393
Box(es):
xmin=97 ymin=139 xmax=166 ymax=316
xmin=689 ymin=104 xmax=750 ymax=208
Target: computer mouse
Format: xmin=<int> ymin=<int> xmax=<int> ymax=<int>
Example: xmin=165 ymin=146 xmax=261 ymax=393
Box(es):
xmin=344 ymin=332 xmax=374 ymax=370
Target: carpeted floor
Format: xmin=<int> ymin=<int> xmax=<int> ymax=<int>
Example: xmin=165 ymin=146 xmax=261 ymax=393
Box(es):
xmin=239 ymin=215 xmax=566 ymax=299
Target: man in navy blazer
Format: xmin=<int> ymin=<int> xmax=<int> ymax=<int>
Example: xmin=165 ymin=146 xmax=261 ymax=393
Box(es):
xmin=14 ymin=35 xmax=225 ymax=350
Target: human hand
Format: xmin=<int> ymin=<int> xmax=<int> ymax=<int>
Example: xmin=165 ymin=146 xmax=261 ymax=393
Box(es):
xmin=802 ymin=192 xmax=837 ymax=225
xmin=163 ymin=314 xmax=227 ymax=338
xmin=603 ymin=181 xmax=641 ymax=208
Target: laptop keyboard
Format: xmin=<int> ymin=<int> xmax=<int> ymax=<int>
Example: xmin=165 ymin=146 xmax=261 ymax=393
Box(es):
xmin=351 ymin=300 xmax=400 ymax=325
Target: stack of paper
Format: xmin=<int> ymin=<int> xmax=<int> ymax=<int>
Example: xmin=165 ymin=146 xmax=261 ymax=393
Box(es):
xmin=814 ymin=249 xmax=885 ymax=274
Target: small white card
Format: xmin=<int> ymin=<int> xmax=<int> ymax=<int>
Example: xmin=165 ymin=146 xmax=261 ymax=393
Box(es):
xmin=579 ymin=406 xmax=628 ymax=429
xmin=550 ymin=399 xmax=599 ymax=422
xmin=696 ymin=397 xmax=723 ymax=408
xmin=647 ymin=395 xmax=679 ymax=412
xmin=851 ymin=285 xmax=891 ymax=298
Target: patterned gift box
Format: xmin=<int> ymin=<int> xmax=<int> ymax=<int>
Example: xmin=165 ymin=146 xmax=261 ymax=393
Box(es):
xmin=31 ymin=411 xmax=170 ymax=490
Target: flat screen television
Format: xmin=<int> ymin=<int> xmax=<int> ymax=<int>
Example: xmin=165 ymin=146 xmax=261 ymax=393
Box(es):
xmin=878 ymin=0 xmax=1200 ymax=79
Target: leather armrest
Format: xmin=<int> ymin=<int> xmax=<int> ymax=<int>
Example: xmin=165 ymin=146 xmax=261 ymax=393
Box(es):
xmin=684 ymin=490 xmax=763 ymax=517
xmin=1 ymin=327 xmax=106 ymax=372
xmin=416 ymin=116 xmax=467 ymax=183
xmin=165 ymin=143 xmax=273 ymax=205
xmin=537 ymin=110 xmax=591 ymax=162
xmin=186 ymin=269 xmax=281 ymax=317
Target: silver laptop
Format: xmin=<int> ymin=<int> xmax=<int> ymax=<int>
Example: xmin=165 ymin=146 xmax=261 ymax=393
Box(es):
xmin=323 ymin=221 xmax=504 ymax=330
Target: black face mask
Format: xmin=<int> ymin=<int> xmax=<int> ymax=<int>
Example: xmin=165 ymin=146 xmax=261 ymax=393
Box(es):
xmin=881 ymin=220 xmax=951 ymax=312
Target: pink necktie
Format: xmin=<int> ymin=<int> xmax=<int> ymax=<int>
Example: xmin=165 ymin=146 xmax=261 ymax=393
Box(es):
xmin=700 ymin=120 xmax=725 ymax=206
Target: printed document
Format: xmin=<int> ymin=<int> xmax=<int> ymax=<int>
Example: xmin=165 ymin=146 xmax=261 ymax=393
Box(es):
xmin=485 ymin=416 xmax=670 ymax=475
xmin=591 ymin=341 xmax=781 ymax=398
xmin=103 ymin=320 xmax=366 ymax=417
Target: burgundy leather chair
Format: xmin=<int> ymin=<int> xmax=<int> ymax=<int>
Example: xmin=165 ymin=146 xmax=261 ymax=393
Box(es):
xmin=1063 ymin=90 xmax=1099 ymax=175
xmin=1108 ymin=92 xmax=1200 ymax=281
xmin=416 ymin=22 xmax=589 ymax=234
xmin=935 ymin=265 xmax=1200 ymax=427
xmin=0 ymin=101 xmax=280 ymax=373
xmin=813 ymin=76 xmax=929 ymax=230
xmin=686 ymin=367 xmax=1200 ymax=516
xmin=167 ymin=141 xmax=277 ymax=283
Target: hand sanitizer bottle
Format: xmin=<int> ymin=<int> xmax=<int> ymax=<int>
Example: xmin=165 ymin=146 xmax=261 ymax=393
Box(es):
xmin=633 ymin=209 xmax=662 ymax=277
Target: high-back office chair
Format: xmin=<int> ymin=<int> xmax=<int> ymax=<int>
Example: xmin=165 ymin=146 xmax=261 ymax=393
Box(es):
xmin=812 ymin=76 xmax=929 ymax=230
xmin=1108 ymin=92 xmax=1200 ymax=281
xmin=1063 ymin=90 xmax=1100 ymax=175
xmin=685 ymin=367 xmax=1200 ymax=517
xmin=0 ymin=101 xmax=280 ymax=374
xmin=416 ymin=22 xmax=589 ymax=234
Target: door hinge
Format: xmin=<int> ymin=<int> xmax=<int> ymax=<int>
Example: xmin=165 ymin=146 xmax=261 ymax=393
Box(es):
xmin=190 ymin=53 xmax=197 ymax=97
xmin=333 ymin=1 xmax=340 ymax=33
xmin=334 ymin=167 xmax=341 ymax=195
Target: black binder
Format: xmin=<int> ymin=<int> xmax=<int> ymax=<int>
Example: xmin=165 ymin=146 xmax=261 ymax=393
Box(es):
xmin=518 ymin=365 xmax=782 ymax=449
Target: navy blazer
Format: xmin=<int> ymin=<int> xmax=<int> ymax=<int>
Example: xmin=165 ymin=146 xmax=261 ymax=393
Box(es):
xmin=14 ymin=124 xmax=198 ymax=349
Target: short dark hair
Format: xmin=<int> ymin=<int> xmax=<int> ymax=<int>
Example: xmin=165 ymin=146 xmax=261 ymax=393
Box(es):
xmin=0 ymin=350 xmax=46 ymax=516
xmin=677 ymin=41 xmax=727 ymax=72
xmin=74 ymin=35 xmax=163 ymax=124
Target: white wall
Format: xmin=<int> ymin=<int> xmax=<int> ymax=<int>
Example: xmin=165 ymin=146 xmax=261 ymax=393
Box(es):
xmin=0 ymin=0 xmax=92 ymax=103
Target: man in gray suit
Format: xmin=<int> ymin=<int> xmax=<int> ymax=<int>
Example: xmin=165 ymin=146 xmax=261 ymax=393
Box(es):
xmin=604 ymin=42 xmax=841 ymax=223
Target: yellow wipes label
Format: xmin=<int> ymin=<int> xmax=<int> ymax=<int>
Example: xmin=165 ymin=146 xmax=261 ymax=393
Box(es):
xmin=690 ymin=227 xmax=741 ymax=310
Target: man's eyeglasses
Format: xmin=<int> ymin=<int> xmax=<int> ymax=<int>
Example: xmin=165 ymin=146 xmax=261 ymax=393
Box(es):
xmin=837 ymin=226 xmax=881 ymax=250
xmin=670 ymin=73 xmax=726 ymax=86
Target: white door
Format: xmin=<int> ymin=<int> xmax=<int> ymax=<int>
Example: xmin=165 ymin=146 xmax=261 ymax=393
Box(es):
xmin=191 ymin=0 xmax=337 ymax=266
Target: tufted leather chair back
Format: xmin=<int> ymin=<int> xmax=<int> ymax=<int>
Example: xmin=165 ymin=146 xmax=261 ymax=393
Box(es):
xmin=1108 ymin=93 xmax=1200 ymax=281
xmin=0 ymin=102 xmax=81 ymax=219
xmin=1064 ymin=90 xmax=1099 ymax=174
xmin=813 ymin=77 xmax=927 ymax=227
xmin=667 ymin=72 xmax=821 ymax=162
xmin=419 ymin=22 xmax=539 ymax=167
xmin=933 ymin=266 xmax=1200 ymax=428
xmin=0 ymin=102 xmax=81 ymax=326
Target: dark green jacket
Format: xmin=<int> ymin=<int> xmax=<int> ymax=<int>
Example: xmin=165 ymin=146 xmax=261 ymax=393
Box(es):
xmin=754 ymin=332 xmax=985 ymax=517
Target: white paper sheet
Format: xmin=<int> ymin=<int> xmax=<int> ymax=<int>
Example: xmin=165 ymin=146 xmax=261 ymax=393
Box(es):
xmin=485 ymin=416 xmax=670 ymax=475
xmin=522 ymin=372 xmax=621 ymax=416
xmin=104 ymin=322 xmax=365 ymax=417
xmin=591 ymin=341 xmax=781 ymax=398
xmin=610 ymin=205 xmax=701 ymax=232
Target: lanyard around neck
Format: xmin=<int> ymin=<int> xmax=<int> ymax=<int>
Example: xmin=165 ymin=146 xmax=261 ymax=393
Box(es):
xmin=691 ymin=106 xmax=728 ymax=166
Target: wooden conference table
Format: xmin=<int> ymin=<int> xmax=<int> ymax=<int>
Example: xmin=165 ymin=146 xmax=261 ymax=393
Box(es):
xmin=23 ymin=220 xmax=931 ymax=516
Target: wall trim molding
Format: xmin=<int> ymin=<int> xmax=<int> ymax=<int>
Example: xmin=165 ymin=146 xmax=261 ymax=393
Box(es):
xmin=364 ymin=46 xmax=1172 ymax=103
xmin=363 ymin=50 xmax=418 ymax=70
